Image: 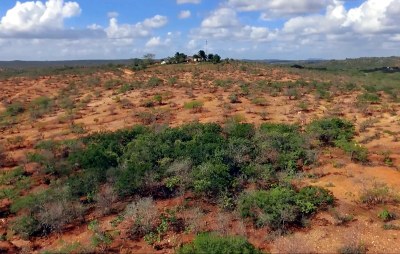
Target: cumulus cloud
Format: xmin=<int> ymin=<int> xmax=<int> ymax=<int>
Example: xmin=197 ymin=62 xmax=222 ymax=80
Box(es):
xmin=145 ymin=36 xmax=171 ymax=48
xmin=283 ymin=0 xmax=400 ymax=36
xmin=178 ymin=10 xmax=191 ymax=19
xmin=0 ymin=0 xmax=81 ymax=37
xmin=105 ymin=15 xmax=168 ymax=39
xmin=228 ymin=0 xmax=333 ymax=17
xmin=177 ymin=0 xmax=201 ymax=4
xmin=192 ymin=7 xmax=273 ymax=42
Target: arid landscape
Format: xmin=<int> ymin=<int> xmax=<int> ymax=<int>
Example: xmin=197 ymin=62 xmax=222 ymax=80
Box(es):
xmin=1 ymin=58 xmax=400 ymax=253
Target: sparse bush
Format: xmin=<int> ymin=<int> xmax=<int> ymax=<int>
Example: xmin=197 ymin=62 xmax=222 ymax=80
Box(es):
xmin=29 ymin=96 xmax=54 ymax=119
xmin=228 ymin=93 xmax=240 ymax=103
xmin=6 ymin=101 xmax=25 ymax=116
xmin=11 ymin=215 xmax=40 ymax=239
xmin=357 ymin=92 xmax=380 ymax=104
xmin=338 ymin=243 xmax=367 ymax=254
xmin=104 ymin=79 xmax=121 ymax=90
xmin=334 ymin=139 xmax=368 ymax=163
xmin=184 ymin=100 xmax=204 ymax=113
xmin=177 ymin=233 xmax=262 ymax=254
xmin=360 ymin=182 xmax=399 ymax=205
xmin=378 ymin=209 xmax=396 ymax=222
xmin=95 ymin=185 xmax=118 ymax=216
xmin=251 ymin=97 xmax=268 ymax=106
xmin=147 ymin=76 xmax=163 ymax=87
xmin=125 ymin=197 xmax=159 ymax=239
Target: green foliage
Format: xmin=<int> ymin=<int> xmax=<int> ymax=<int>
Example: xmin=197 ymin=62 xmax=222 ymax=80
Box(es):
xmin=147 ymin=76 xmax=163 ymax=87
xmin=306 ymin=118 xmax=355 ymax=145
xmin=357 ymin=92 xmax=380 ymax=103
xmin=184 ymin=100 xmax=204 ymax=110
xmin=192 ymin=162 xmax=231 ymax=196
xmin=334 ymin=139 xmax=368 ymax=163
xmin=251 ymin=97 xmax=268 ymax=106
xmin=257 ymin=123 xmax=314 ymax=172
xmin=29 ymin=96 xmax=54 ymax=119
xmin=177 ymin=233 xmax=263 ymax=254
xmin=295 ymin=186 xmax=335 ymax=214
xmin=238 ymin=186 xmax=333 ymax=230
xmin=378 ymin=209 xmax=396 ymax=222
xmin=5 ymin=101 xmax=25 ymax=116
xmin=11 ymin=215 xmax=40 ymax=239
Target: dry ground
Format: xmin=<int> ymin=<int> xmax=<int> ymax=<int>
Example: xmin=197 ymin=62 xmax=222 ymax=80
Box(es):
xmin=1 ymin=62 xmax=400 ymax=253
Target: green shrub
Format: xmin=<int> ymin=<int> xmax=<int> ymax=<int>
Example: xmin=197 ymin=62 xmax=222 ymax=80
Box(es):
xmin=251 ymin=97 xmax=268 ymax=106
xmin=378 ymin=209 xmax=396 ymax=222
xmin=238 ymin=186 xmax=333 ymax=230
xmin=357 ymin=92 xmax=380 ymax=104
xmin=11 ymin=215 xmax=40 ymax=239
xmin=229 ymin=93 xmax=240 ymax=103
xmin=306 ymin=118 xmax=355 ymax=145
xmin=29 ymin=96 xmax=54 ymax=119
xmin=6 ymin=101 xmax=25 ymax=116
xmin=334 ymin=139 xmax=368 ymax=163
xmin=147 ymin=77 xmax=163 ymax=87
xmin=184 ymin=100 xmax=204 ymax=112
xmin=192 ymin=162 xmax=231 ymax=197
xmin=295 ymin=186 xmax=334 ymax=214
xmin=177 ymin=233 xmax=263 ymax=254
xmin=256 ymin=123 xmax=314 ymax=172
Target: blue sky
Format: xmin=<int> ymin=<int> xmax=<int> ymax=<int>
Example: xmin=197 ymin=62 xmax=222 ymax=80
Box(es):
xmin=0 ymin=0 xmax=399 ymax=60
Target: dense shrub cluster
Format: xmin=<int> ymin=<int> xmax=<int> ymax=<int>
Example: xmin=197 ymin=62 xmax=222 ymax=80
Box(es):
xmin=177 ymin=233 xmax=263 ymax=254
xmin=11 ymin=118 xmax=361 ymax=238
xmin=238 ymin=186 xmax=334 ymax=230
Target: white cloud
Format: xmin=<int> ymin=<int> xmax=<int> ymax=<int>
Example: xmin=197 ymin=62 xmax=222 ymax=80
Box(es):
xmin=192 ymin=7 xmax=273 ymax=42
xmin=282 ymin=0 xmax=400 ymax=36
xmin=143 ymin=15 xmax=168 ymax=28
xmin=201 ymin=8 xmax=239 ymax=28
xmin=228 ymin=0 xmax=333 ymax=17
xmin=145 ymin=36 xmax=171 ymax=48
xmin=105 ymin=15 xmax=168 ymax=39
xmin=0 ymin=0 xmax=81 ymax=36
xmin=178 ymin=10 xmax=191 ymax=19
xmin=107 ymin=12 xmax=119 ymax=18
xmin=177 ymin=0 xmax=201 ymax=4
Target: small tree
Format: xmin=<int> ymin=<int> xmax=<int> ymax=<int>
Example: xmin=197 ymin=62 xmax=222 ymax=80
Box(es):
xmin=174 ymin=52 xmax=187 ymax=63
xmin=212 ymin=54 xmax=221 ymax=64
xmin=143 ymin=53 xmax=155 ymax=65
xmin=198 ymin=50 xmax=206 ymax=61
xmin=207 ymin=54 xmax=214 ymax=61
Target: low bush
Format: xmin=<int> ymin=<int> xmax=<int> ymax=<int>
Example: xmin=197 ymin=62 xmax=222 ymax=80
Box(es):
xmin=29 ymin=96 xmax=54 ymax=119
xmin=147 ymin=77 xmax=163 ymax=87
xmin=251 ymin=97 xmax=268 ymax=106
xmin=306 ymin=118 xmax=355 ymax=145
xmin=183 ymin=100 xmax=204 ymax=112
xmin=334 ymin=139 xmax=368 ymax=163
xmin=177 ymin=233 xmax=263 ymax=254
xmin=238 ymin=186 xmax=333 ymax=230
xmin=360 ymin=183 xmax=399 ymax=205
xmin=378 ymin=209 xmax=396 ymax=222
xmin=357 ymin=92 xmax=380 ymax=104
xmin=6 ymin=101 xmax=25 ymax=116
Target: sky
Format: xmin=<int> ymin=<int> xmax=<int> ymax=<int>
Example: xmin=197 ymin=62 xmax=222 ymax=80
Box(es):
xmin=0 ymin=0 xmax=399 ymax=60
